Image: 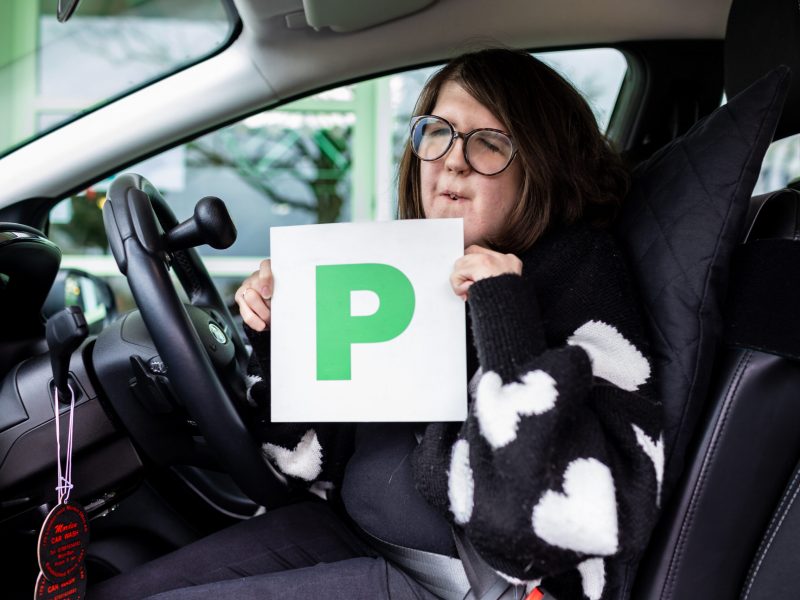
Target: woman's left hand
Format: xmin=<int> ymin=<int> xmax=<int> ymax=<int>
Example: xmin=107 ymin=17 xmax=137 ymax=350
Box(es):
xmin=450 ymin=245 xmax=523 ymax=300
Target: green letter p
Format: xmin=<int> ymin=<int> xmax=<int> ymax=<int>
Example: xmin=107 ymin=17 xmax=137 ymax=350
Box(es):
xmin=316 ymin=263 xmax=415 ymax=380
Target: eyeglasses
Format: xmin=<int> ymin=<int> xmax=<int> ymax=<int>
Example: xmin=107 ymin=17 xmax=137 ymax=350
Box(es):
xmin=409 ymin=115 xmax=517 ymax=176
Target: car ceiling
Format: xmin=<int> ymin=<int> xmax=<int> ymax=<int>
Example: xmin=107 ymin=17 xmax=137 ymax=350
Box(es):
xmin=0 ymin=0 xmax=732 ymax=210
xmin=237 ymin=0 xmax=732 ymax=99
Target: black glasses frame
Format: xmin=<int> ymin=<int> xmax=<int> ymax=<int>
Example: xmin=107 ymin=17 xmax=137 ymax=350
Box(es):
xmin=409 ymin=115 xmax=518 ymax=176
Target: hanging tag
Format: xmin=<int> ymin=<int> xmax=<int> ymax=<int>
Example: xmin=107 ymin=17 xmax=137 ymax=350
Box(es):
xmin=37 ymin=501 xmax=89 ymax=582
xmin=34 ymin=563 xmax=86 ymax=600
xmin=36 ymin=384 xmax=89 ymax=584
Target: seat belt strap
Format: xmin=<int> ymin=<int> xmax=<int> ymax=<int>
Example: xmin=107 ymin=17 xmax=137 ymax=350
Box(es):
xmin=357 ymin=526 xmax=471 ymax=600
xmin=452 ymin=526 xmax=516 ymax=599
xmin=351 ymin=522 xmax=555 ymax=600
xmin=453 ymin=526 xmax=554 ymax=600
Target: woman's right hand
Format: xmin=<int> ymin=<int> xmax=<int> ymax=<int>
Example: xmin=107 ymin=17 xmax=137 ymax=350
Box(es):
xmin=235 ymin=259 xmax=273 ymax=331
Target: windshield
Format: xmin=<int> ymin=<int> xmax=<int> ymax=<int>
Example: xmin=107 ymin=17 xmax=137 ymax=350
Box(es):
xmin=0 ymin=0 xmax=236 ymax=159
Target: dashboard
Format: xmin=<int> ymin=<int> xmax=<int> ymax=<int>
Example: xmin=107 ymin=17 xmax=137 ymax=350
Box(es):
xmin=0 ymin=223 xmax=141 ymax=525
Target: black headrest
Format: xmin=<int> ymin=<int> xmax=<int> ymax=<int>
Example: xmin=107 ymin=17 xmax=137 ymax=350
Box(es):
xmin=0 ymin=222 xmax=61 ymax=339
xmin=0 ymin=222 xmax=46 ymax=237
xmin=725 ymin=0 xmax=800 ymax=140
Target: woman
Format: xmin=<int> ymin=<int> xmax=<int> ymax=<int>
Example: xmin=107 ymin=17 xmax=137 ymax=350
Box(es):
xmin=92 ymin=48 xmax=662 ymax=600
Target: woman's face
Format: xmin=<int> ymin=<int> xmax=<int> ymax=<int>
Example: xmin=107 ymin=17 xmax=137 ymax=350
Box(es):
xmin=420 ymin=81 xmax=523 ymax=248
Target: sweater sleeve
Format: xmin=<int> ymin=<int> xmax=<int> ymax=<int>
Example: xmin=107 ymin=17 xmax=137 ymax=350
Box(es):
xmin=412 ymin=239 xmax=663 ymax=589
xmin=244 ymin=325 xmax=354 ymax=488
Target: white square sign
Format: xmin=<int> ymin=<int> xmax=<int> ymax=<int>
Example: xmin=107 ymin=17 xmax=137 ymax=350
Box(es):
xmin=270 ymin=219 xmax=467 ymax=422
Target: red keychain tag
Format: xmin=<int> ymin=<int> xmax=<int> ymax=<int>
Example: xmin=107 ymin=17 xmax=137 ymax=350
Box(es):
xmin=34 ymin=563 xmax=86 ymax=600
xmin=37 ymin=501 xmax=89 ymax=581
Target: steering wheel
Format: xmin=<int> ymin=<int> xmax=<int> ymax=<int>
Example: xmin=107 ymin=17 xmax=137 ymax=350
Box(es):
xmin=102 ymin=173 xmax=286 ymax=507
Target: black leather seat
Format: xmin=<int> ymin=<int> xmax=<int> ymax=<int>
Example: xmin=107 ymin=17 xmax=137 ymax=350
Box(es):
xmin=630 ymin=0 xmax=800 ymax=597
xmin=631 ymin=188 xmax=800 ymax=599
xmin=734 ymin=188 xmax=800 ymax=600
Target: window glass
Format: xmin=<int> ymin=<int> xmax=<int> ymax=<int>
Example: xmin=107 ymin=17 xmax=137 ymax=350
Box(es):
xmin=537 ymin=49 xmax=627 ymax=131
xmin=753 ymin=132 xmax=800 ymax=194
xmin=0 ymin=0 xmax=234 ymax=158
xmin=49 ymin=48 xmax=627 ymax=310
xmin=721 ymin=93 xmax=800 ymax=195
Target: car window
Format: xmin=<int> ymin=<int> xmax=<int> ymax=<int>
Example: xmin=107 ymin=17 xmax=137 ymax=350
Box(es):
xmin=753 ymin=132 xmax=800 ymax=194
xmin=0 ymin=0 xmax=235 ymax=159
xmin=48 ymin=48 xmax=627 ymax=310
xmin=720 ymin=93 xmax=799 ymax=195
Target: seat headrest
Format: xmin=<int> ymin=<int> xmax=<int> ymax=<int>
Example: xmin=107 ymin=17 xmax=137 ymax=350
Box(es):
xmin=0 ymin=222 xmax=46 ymax=237
xmin=725 ymin=0 xmax=800 ymax=141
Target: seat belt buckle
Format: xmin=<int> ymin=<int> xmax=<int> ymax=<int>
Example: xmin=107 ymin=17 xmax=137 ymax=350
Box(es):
xmin=526 ymin=588 xmax=558 ymax=600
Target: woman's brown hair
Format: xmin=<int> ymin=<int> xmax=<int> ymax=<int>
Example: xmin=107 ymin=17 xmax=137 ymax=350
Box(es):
xmin=397 ymin=48 xmax=629 ymax=255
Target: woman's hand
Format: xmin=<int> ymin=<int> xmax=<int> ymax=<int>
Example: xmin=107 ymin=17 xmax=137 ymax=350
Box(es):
xmin=235 ymin=259 xmax=273 ymax=331
xmin=450 ymin=245 xmax=522 ymax=300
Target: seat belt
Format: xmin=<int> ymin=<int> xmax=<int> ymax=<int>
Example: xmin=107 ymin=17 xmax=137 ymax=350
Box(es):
xmin=452 ymin=527 xmax=521 ymax=600
xmin=453 ymin=527 xmax=554 ymax=600
xmin=357 ymin=526 xmax=471 ymax=600
xmin=355 ymin=523 xmax=554 ymax=600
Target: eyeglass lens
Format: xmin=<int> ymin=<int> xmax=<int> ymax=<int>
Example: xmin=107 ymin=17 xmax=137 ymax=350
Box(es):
xmin=411 ymin=116 xmax=514 ymax=175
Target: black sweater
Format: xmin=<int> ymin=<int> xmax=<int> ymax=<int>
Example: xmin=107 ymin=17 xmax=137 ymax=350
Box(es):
xmin=245 ymin=222 xmax=662 ymax=600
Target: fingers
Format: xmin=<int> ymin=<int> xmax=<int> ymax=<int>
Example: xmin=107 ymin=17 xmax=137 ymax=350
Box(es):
xmin=257 ymin=259 xmax=273 ymax=298
xmin=239 ymin=296 xmax=270 ymax=331
xmin=240 ymin=261 xmax=273 ymax=295
xmin=464 ymin=246 xmax=522 ymax=270
xmin=236 ymin=259 xmax=274 ymax=331
xmin=451 ymin=248 xmax=522 ymax=300
xmin=450 ymin=270 xmax=473 ymax=301
xmin=236 ymin=287 xmax=271 ymax=331
xmin=459 ymin=249 xmax=522 ymax=276
xmin=244 ymin=287 xmax=270 ymax=320
xmin=464 ymin=244 xmax=494 ymax=255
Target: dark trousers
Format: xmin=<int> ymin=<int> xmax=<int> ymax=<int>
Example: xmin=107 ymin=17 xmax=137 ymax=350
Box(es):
xmin=88 ymin=501 xmax=439 ymax=600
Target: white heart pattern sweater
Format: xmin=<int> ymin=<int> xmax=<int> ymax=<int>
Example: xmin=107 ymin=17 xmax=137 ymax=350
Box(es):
xmin=245 ymin=222 xmax=663 ymax=600
xmin=412 ymin=222 xmax=662 ymax=599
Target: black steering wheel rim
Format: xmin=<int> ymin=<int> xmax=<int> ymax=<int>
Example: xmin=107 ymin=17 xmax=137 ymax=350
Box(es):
xmin=103 ymin=173 xmax=285 ymax=508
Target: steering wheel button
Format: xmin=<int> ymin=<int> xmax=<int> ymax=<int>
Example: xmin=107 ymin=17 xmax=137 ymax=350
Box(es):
xmin=147 ymin=357 xmax=167 ymax=374
xmin=129 ymin=356 xmax=173 ymax=414
xmin=208 ymin=322 xmax=227 ymax=344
